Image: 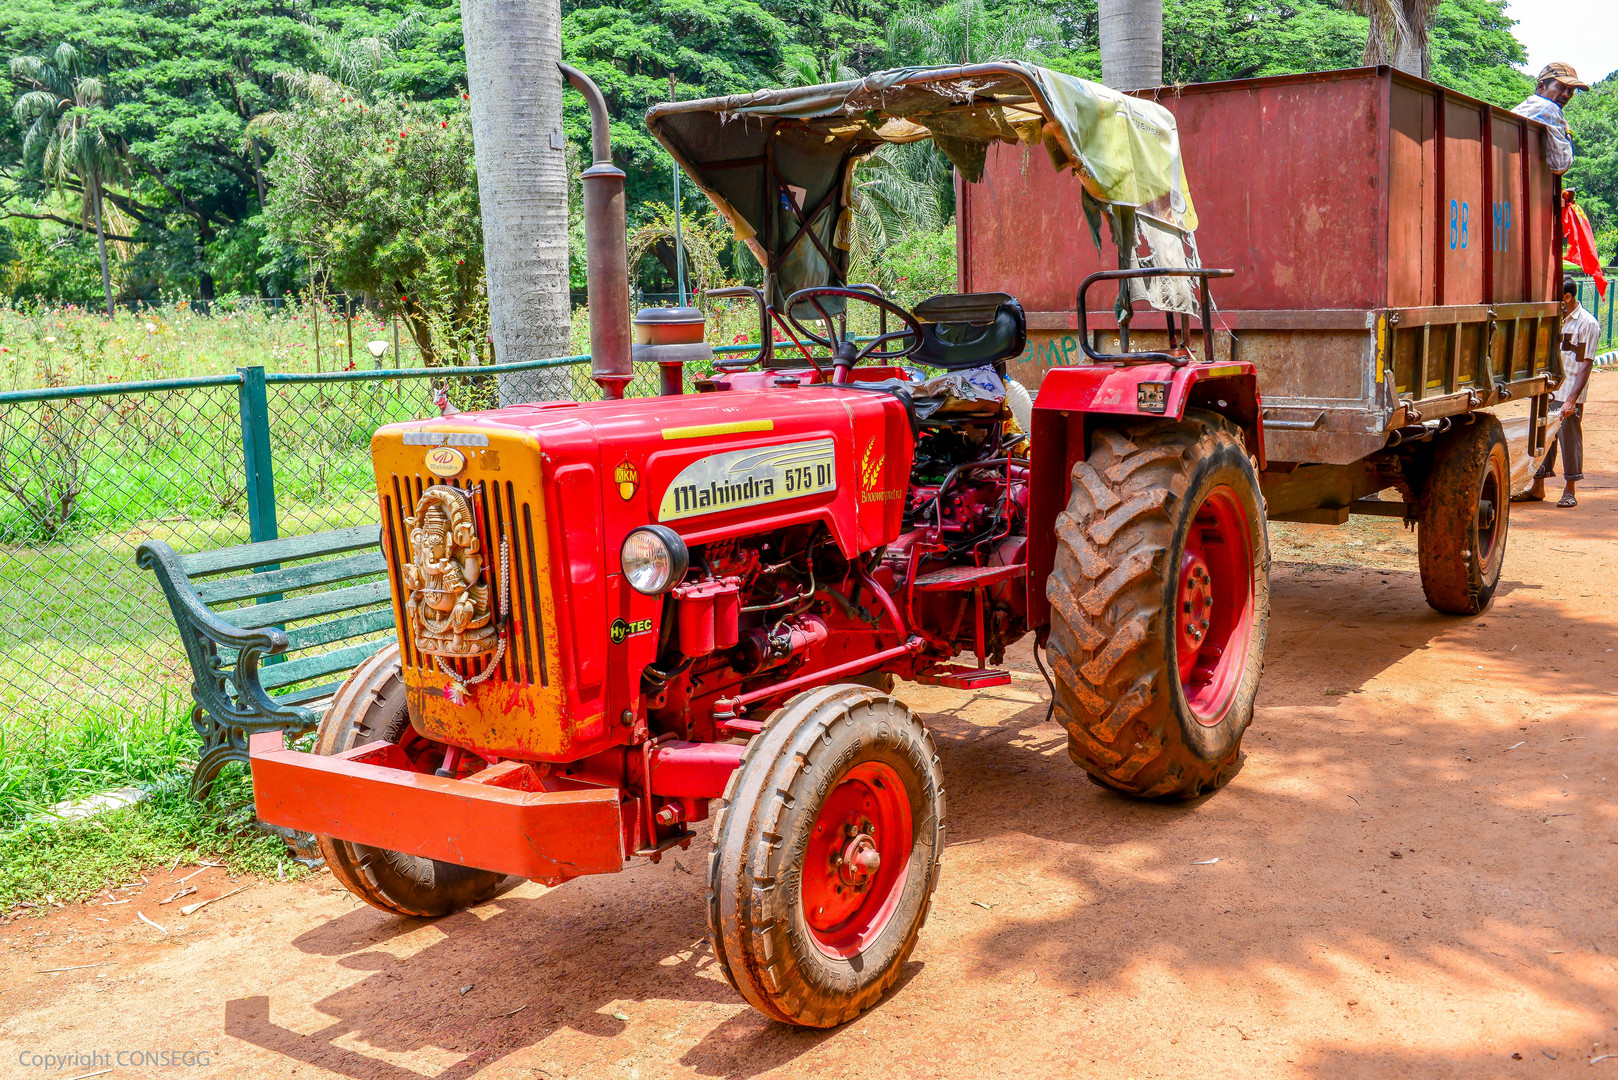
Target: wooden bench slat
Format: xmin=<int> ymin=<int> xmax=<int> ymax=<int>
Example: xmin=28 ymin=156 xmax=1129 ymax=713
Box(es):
xmin=228 ymin=580 xmax=393 ymax=629
xmin=282 ymin=608 xmax=397 ymax=653
xmin=260 ymin=639 xmax=392 ymax=691
xmin=194 ymin=550 xmax=388 ymax=605
xmin=273 ymin=681 xmax=345 ymax=707
xmin=177 ymin=524 xmax=382 ymax=578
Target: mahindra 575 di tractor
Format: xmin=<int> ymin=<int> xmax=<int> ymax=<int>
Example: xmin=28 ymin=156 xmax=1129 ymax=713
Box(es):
xmin=252 ymin=62 xmax=1553 ymax=1027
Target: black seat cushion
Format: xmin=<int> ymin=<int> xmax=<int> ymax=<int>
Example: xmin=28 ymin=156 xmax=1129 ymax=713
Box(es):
xmin=910 ymin=293 xmax=1027 ymax=371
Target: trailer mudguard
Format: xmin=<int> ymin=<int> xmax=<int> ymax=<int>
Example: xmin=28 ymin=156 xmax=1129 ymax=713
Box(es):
xmin=1024 ymin=361 xmax=1263 ymax=630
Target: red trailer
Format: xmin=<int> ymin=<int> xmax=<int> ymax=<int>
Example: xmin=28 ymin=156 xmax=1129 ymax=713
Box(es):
xmin=963 ymin=66 xmax=1561 ymax=523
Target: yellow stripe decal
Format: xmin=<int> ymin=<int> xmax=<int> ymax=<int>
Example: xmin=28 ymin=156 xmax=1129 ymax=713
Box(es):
xmin=1200 ymin=364 xmax=1245 ymax=379
xmin=661 ymin=419 xmax=775 ymax=440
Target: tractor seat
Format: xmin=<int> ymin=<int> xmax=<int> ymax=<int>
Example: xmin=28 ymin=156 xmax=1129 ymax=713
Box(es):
xmin=911 ymin=293 xmax=1027 ymax=372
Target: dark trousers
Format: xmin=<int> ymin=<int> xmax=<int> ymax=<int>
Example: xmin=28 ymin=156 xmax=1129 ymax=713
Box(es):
xmin=1535 ymin=402 xmax=1584 ymax=483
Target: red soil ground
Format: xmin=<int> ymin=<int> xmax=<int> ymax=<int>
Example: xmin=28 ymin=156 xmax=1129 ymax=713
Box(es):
xmin=3 ymin=375 xmax=1616 ymax=1080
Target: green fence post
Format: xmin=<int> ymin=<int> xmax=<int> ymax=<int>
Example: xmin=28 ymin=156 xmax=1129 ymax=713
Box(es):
xmin=239 ymin=366 xmax=284 ymax=655
xmin=238 ymin=365 xmax=278 ymax=543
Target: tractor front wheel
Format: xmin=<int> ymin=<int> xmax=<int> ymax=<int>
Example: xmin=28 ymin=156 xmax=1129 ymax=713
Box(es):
xmin=707 ymin=685 xmax=945 ymax=1027
xmin=313 ymin=643 xmax=506 ymax=917
xmin=1046 ymin=410 xmax=1269 ymax=799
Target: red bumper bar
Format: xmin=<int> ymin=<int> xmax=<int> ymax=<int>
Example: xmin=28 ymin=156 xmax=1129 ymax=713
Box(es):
xmin=249 ymin=732 xmax=625 ymax=883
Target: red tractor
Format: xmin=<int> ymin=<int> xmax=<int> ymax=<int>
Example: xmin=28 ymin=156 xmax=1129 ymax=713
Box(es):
xmin=252 ymin=64 xmax=1281 ymax=1026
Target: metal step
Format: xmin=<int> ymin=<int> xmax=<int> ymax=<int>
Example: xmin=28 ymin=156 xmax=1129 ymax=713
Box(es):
xmin=910 ymin=563 xmax=1025 ymax=592
xmin=913 ymin=663 xmax=1012 ymax=689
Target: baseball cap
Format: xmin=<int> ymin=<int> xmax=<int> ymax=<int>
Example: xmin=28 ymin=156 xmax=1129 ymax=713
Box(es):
xmin=1539 ymin=62 xmax=1590 ymax=91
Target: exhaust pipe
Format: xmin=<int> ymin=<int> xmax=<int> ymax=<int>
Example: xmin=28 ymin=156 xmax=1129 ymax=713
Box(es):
xmin=559 ymin=63 xmax=632 ymax=400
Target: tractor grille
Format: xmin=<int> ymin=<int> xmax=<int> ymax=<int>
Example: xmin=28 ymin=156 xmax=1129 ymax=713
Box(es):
xmin=382 ymin=474 xmax=548 ymax=687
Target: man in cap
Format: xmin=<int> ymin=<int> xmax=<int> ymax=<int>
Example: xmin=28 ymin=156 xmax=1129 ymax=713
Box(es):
xmin=1516 ymin=277 xmax=1601 ymax=508
xmin=1512 ymin=63 xmax=1589 ymax=174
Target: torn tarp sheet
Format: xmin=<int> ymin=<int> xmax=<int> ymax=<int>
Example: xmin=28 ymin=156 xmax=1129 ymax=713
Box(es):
xmin=646 ymin=62 xmax=1199 ymax=304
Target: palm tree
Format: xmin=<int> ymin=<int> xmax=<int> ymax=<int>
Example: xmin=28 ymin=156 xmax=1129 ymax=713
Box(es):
xmin=11 ymin=43 xmax=125 ymax=316
xmin=275 ymin=12 xmax=422 ymax=104
xmin=460 ymin=0 xmax=572 ymax=400
xmin=886 ymin=0 xmax=1056 ymax=68
xmin=1345 ymin=0 xmax=1439 ymax=78
xmin=1098 ymin=0 xmax=1162 ymax=90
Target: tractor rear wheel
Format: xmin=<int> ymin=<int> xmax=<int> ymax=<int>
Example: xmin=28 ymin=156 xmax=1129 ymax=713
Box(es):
xmin=1046 ymin=410 xmax=1269 ymax=799
xmin=313 ymin=643 xmax=505 ymax=917
xmin=1418 ymin=415 xmax=1509 ymax=615
xmin=707 ymin=685 xmax=945 ymax=1027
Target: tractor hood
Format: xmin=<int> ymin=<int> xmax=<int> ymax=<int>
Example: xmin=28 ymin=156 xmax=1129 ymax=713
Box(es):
xmin=646 ymin=62 xmax=1199 ymax=308
xmin=370 ymin=388 xmax=912 ymax=763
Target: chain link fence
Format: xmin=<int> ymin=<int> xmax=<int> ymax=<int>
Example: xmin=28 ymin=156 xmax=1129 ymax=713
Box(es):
xmin=0 ymin=351 xmax=693 ymax=738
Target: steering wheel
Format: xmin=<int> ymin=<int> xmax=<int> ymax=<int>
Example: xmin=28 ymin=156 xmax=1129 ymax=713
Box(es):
xmin=784 ymin=286 xmax=923 ymax=383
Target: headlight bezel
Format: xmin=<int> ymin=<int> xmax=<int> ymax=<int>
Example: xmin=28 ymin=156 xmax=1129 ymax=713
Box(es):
xmin=620 ymin=524 xmax=689 ymax=596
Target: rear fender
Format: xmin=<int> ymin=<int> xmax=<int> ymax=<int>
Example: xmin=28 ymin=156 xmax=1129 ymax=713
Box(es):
xmin=1025 ymin=361 xmax=1264 ymax=630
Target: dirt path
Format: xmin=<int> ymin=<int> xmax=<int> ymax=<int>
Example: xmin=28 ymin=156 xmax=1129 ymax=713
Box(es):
xmin=5 ymin=376 xmax=1617 ymax=1080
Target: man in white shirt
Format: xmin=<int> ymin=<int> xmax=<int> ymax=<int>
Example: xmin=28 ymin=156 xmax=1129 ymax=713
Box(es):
xmin=1518 ymin=278 xmax=1601 ymax=508
xmin=1511 ymin=63 xmax=1588 ymax=175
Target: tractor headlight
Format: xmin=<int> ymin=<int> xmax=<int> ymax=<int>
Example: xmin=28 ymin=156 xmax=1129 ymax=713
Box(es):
xmin=620 ymin=525 xmax=688 ymax=595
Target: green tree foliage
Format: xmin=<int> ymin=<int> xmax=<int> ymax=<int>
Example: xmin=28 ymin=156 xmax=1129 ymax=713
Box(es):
xmin=560 ymin=0 xmax=793 ymax=210
xmin=1428 ymin=0 xmax=1531 ymax=107
xmin=257 ymin=93 xmax=482 ymax=365
xmin=885 ymin=0 xmax=1057 ymax=68
xmin=0 ymin=0 xmax=462 ymax=302
xmin=767 ymin=0 xmax=896 ymax=77
xmin=3 ymin=0 xmax=1612 ymax=303
xmin=1566 ymin=76 xmax=1618 ymax=259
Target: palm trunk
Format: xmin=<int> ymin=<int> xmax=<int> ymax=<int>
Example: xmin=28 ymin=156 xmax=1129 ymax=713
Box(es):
xmin=1361 ymin=0 xmax=1431 ymax=78
xmin=1099 ymin=0 xmax=1163 ymax=91
xmin=90 ymin=177 xmax=115 ymax=317
xmin=461 ymin=0 xmax=572 ymax=405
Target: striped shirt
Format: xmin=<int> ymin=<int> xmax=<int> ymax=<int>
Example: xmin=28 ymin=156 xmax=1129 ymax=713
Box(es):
xmin=1558 ymin=303 xmax=1600 ymax=405
xmin=1512 ymin=94 xmax=1574 ymax=174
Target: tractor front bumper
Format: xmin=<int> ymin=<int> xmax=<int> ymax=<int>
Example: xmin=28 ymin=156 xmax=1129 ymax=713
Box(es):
xmin=249 ymin=732 xmax=625 ymax=884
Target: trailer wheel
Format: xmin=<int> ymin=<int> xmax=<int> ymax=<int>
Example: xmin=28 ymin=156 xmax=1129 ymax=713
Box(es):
xmin=707 ymin=685 xmax=944 ymax=1027
xmin=1418 ymin=415 xmax=1509 ymax=615
xmin=313 ymin=643 xmax=505 ymax=917
xmin=1046 ymin=410 xmax=1269 ymax=799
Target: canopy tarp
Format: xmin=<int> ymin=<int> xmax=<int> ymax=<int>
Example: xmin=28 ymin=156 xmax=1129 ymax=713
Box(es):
xmin=646 ymin=62 xmax=1199 ymax=309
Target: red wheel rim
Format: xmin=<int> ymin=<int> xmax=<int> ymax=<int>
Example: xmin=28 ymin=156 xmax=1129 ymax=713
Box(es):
xmin=801 ymin=761 xmax=913 ymax=958
xmin=1174 ymin=485 xmax=1255 ymax=726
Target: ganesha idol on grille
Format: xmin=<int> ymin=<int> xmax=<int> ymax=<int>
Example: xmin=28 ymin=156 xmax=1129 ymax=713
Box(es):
xmin=401 ymin=486 xmax=496 ymax=658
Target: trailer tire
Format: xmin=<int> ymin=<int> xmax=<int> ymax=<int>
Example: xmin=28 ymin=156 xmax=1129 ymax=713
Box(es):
xmin=313 ymin=643 xmax=505 ymax=917
xmin=1046 ymin=411 xmax=1269 ymax=799
xmin=707 ymin=685 xmax=944 ymax=1027
xmin=1418 ymin=416 xmax=1509 ymax=615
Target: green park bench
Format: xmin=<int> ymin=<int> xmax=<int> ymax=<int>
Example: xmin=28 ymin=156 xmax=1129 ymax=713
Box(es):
xmin=137 ymin=524 xmax=395 ymax=797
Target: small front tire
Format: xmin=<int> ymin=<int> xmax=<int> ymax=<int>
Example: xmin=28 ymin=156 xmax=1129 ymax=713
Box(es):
xmin=707 ymin=685 xmax=945 ymax=1027
xmin=314 ymin=643 xmax=506 ymax=917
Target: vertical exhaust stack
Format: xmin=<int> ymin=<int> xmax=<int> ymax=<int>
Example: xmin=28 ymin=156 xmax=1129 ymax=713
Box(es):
xmin=559 ymin=63 xmax=632 ymax=400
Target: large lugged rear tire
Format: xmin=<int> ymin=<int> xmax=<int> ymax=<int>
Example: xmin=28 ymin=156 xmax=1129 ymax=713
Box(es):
xmin=314 ymin=643 xmax=505 ymax=917
xmin=1418 ymin=415 xmax=1509 ymax=615
xmin=707 ymin=685 xmax=945 ymax=1027
xmin=1046 ymin=410 xmax=1269 ymax=799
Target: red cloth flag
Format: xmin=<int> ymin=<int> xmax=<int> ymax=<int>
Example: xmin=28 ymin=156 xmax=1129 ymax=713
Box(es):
xmin=1562 ymin=191 xmax=1607 ymax=299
